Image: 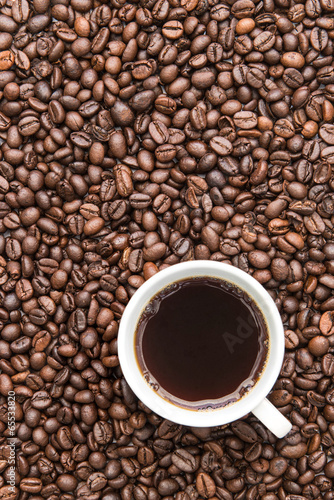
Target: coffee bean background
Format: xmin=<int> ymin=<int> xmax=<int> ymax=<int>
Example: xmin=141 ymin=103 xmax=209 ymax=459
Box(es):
xmin=1 ymin=0 xmax=334 ymax=499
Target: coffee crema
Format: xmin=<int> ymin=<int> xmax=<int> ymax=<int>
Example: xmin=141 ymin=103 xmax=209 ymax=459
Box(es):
xmin=135 ymin=277 xmax=269 ymax=410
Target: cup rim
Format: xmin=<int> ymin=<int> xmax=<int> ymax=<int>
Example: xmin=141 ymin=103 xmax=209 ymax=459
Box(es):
xmin=118 ymin=261 xmax=285 ymax=427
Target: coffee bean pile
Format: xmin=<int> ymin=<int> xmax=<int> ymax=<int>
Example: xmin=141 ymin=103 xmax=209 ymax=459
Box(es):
xmin=1 ymin=0 xmax=334 ymax=498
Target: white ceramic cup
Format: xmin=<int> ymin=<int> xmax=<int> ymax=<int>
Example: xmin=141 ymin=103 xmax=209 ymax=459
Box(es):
xmin=118 ymin=261 xmax=292 ymax=438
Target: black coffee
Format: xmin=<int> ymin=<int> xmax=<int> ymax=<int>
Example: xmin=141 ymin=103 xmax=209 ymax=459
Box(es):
xmin=135 ymin=277 xmax=268 ymax=409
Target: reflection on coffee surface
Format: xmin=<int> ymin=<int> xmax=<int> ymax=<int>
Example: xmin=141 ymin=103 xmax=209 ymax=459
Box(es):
xmin=135 ymin=277 xmax=269 ymax=409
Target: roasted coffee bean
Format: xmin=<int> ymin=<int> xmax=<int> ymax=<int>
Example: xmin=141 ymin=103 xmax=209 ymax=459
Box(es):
xmin=20 ymin=478 xmax=42 ymax=493
xmin=196 ymin=472 xmax=216 ymax=498
xmin=18 ymin=115 xmax=40 ymax=136
xmin=231 ymin=422 xmax=258 ymax=443
xmin=210 ymin=136 xmax=233 ymax=155
xmin=172 ymin=449 xmax=198 ymax=472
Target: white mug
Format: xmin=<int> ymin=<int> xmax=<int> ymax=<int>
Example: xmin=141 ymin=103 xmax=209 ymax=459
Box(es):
xmin=118 ymin=261 xmax=292 ymax=438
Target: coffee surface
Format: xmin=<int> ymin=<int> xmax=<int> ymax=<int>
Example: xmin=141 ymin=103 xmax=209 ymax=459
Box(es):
xmin=136 ymin=277 xmax=268 ymax=408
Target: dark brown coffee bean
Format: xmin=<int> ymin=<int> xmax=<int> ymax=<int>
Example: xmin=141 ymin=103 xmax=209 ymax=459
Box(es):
xmin=319 ymin=124 xmax=334 ymax=144
xmin=254 ymin=31 xmax=275 ymax=52
xmin=149 ymin=121 xmax=169 ymax=144
xmin=20 ymin=478 xmax=42 ymax=493
xmin=31 ymin=390 xmax=52 ymax=410
xmin=18 ymin=115 xmax=40 ymax=136
xmin=129 ymin=249 xmax=144 ymax=273
xmin=210 ymin=136 xmax=233 ymax=155
xmin=247 ymin=68 xmax=266 ymax=88
xmin=129 ymin=193 xmax=152 ymax=209
xmin=88 ymin=472 xmax=108 ymax=492
xmin=231 ymin=422 xmax=258 ymax=443
xmin=248 ymin=250 xmax=271 ymax=269
xmin=172 ymin=449 xmax=198 ymax=472
xmin=322 ymin=354 xmax=334 ymax=376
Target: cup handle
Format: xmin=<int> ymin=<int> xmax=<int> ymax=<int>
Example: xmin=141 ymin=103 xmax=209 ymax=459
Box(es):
xmin=252 ymin=398 xmax=292 ymax=438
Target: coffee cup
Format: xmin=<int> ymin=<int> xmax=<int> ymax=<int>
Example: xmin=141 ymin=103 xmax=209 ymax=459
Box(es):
xmin=118 ymin=261 xmax=292 ymax=438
